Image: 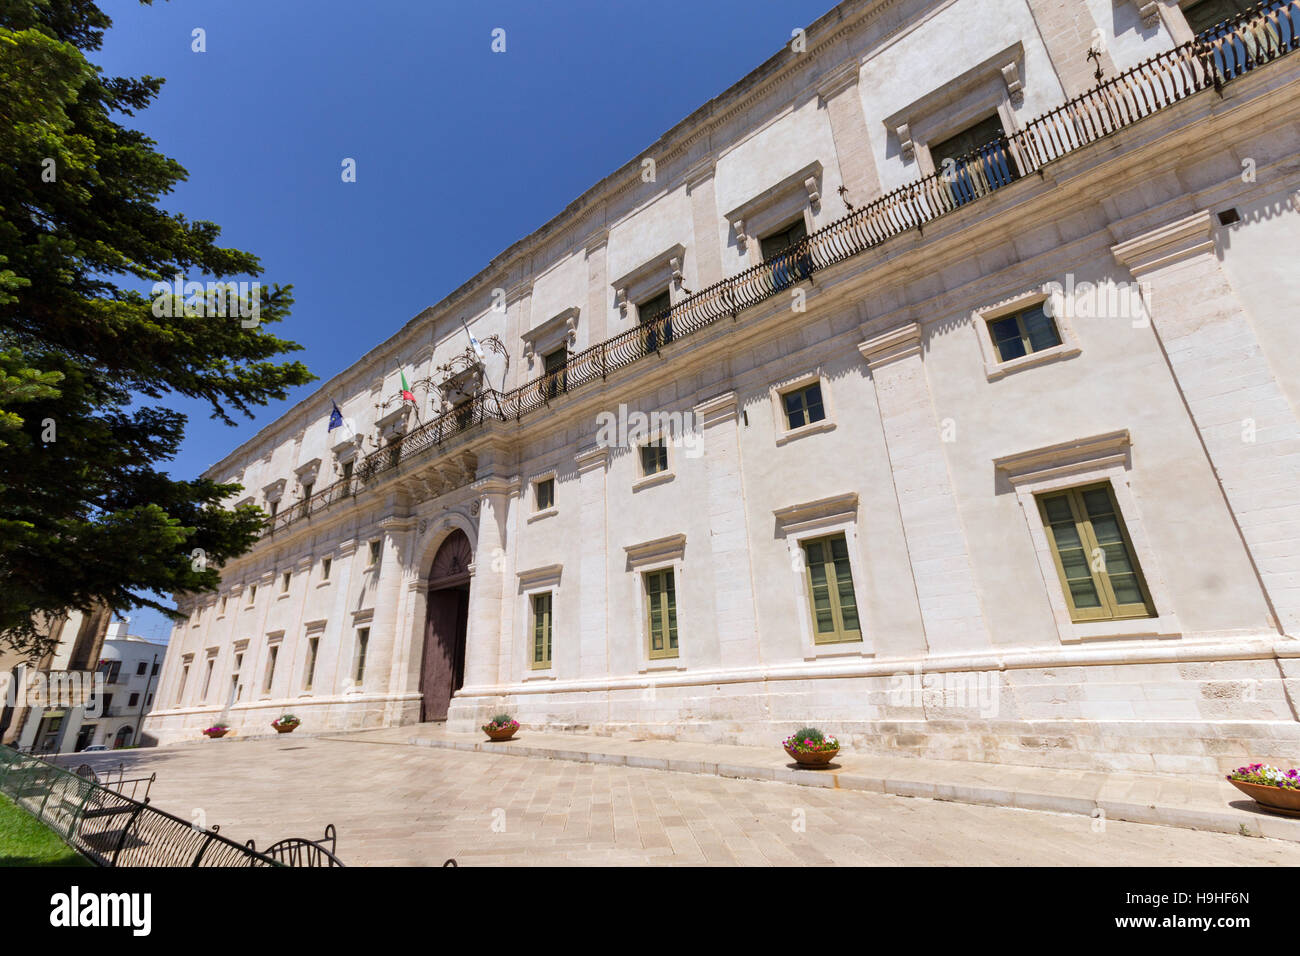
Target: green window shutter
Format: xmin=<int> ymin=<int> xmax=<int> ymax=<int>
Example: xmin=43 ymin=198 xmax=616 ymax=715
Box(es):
xmin=645 ymin=569 xmax=679 ymax=659
xmin=801 ymin=534 xmax=862 ymax=644
xmin=1037 ymin=484 xmax=1155 ymax=623
xmin=532 ymin=592 xmax=552 ymax=668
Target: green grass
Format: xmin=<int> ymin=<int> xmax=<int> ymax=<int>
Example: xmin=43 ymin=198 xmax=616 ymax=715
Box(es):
xmin=0 ymin=793 xmax=92 ymax=867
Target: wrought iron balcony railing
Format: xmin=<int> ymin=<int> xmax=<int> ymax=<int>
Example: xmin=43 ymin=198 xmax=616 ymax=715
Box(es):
xmin=258 ymin=0 xmax=1300 ymax=539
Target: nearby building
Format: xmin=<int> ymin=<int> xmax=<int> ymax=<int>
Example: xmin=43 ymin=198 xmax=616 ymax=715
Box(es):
xmin=0 ymin=606 xmax=113 ymax=752
xmin=75 ymin=630 xmax=167 ymax=752
xmin=146 ymin=0 xmax=1300 ymax=775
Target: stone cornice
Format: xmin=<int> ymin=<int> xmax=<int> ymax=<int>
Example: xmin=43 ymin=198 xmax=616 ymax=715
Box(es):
xmin=815 ymin=58 xmax=862 ymax=100
xmin=623 ymin=533 xmax=687 ymax=568
xmin=694 ymin=390 xmax=739 ymax=428
xmin=1111 ymin=210 xmax=1216 ymax=276
xmin=993 ymin=429 xmax=1133 ymax=486
xmin=858 ymin=322 xmax=922 ymax=368
xmin=575 ymin=444 xmax=611 ymax=474
xmin=516 ymin=563 xmax=563 ymax=589
xmin=773 ymin=492 xmax=860 ymax=535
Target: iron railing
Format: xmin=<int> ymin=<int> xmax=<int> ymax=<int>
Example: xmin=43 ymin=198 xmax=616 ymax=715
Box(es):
xmin=258 ymin=0 xmax=1300 ymax=539
xmin=0 ymin=745 xmax=344 ymax=867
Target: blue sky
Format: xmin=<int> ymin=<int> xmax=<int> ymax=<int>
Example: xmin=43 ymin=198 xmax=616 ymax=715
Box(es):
xmin=98 ymin=0 xmax=836 ymax=640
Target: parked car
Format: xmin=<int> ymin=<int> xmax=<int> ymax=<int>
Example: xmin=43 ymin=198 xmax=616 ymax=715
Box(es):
xmin=81 ymin=744 xmax=110 ymax=752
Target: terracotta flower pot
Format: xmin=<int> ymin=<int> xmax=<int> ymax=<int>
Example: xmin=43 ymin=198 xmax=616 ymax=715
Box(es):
xmin=785 ymin=746 xmax=838 ymax=767
xmin=1227 ymin=777 xmax=1300 ymax=815
xmin=203 ymin=729 xmax=229 ymax=739
xmin=484 ymin=725 xmax=518 ymax=741
xmin=273 ymin=723 xmax=298 ymax=734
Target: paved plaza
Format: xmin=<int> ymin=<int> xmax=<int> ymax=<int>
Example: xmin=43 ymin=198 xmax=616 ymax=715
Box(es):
xmin=72 ymin=733 xmax=1300 ymax=866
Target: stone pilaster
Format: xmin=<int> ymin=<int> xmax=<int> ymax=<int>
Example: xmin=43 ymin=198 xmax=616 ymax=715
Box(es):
xmin=1022 ymin=0 xmax=1115 ymax=99
xmin=367 ymin=514 xmax=415 ymax=698
xmin=859 ymin=324 xmax=990 ymax=654
xmin=462 ymin=475 xmax=515 ymax=690
xmin=1113 ymin=211 xmax=1300 ymax=633
xmin=685 ymin=162 xmax=724 ymax=288
xmin=816 ymin=60 xmax=884 ymax=207
xmin=503 ymin=281 xmax=532 ymax=392
xmin=584 ymin=228 xmax=610 ymax=344
xmin=318 ymin=540 xmax=359 ymax=694
xmin=695 ymin=391 xmax=762 ymax=669
xmin=576 ymin=444 xmax=610 ymax=678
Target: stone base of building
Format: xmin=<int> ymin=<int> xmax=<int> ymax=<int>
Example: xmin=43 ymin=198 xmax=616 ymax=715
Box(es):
xmin=447 ymin=642 xmax=1300 ymax=776
xmin=145 ymin=693 xmax=422 ymax=748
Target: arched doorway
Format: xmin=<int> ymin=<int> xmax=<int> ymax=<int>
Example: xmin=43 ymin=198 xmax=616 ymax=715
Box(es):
xmin=114 ymin=725 xmax=133 ymax=749
xmin=421 ymin=530 xmax=472 ymax=721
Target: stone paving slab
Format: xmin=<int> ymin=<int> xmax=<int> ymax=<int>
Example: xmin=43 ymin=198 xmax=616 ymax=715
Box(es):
xmin=338 ymin=724 xmax=1300 ymax=842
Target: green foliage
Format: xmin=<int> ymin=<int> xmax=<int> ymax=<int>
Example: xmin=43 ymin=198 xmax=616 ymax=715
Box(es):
xmin=488 ymin=713 xmax=514 ymax=726
xmin=0 ymin=1 xmax=315 ymax=654
xmin=791 ymin=726 xmax=824 ymax=745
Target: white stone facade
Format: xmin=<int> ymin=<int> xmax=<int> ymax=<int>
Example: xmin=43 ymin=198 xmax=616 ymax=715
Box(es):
xmin=146 ymin=0 xmax=1300 ymax=775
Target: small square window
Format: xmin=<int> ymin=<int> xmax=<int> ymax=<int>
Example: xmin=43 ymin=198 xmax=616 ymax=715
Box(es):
xmin=987 ymin=303 xmax=1061 ymax=363
xmin=535 ymin=477 xmax=555 ymax=512
xmin=640 ymin=439 xmax=668 ymax=477
xmin=782 ymin=382 xmax=826 ymax=431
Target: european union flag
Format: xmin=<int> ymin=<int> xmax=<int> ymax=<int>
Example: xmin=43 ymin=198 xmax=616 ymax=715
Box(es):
xmin=328 ymin=401 xmax=344 ymax=431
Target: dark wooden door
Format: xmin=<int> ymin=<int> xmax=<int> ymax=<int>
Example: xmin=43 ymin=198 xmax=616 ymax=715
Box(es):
xmin=421 ymin=531 xmax=472 ymax=722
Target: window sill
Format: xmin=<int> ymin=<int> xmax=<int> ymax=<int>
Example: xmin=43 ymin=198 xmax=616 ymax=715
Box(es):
xmin=985 ymin=344 xmax=1080 ymax=381
xmin=523 ymin=670 xmax=556 ymax=682
xmin=803 ymin=638 xmax=872 ymax=661
xmin=638 ymin=659 xmax=685 ymax=674
xmin=775 ymin=418 xmax=836 ymax=446
xmin=632 ymin=471 xmax=674 ymax=492
xmin=277 ymin=593 xmax=291 ymax=601
xmin=527 ymin=507 xmax=558 ymax=524
xmin=316 ymin=581 xmax=331 ymax=589
xmin=1058 ymin=613 xmax=1181 ymax=644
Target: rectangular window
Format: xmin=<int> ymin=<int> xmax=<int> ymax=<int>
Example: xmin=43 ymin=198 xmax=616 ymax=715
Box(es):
xmin=281 ymin=571 xmax=291 ymax=593
xmin=542 ymin=347 xmax=568 ymax=399
xmin=759 ymin=218 xmax=808 ymax=261
xmin=201 ymin=659 xmax=215 ymax=700
xmin=136 ymin=662 xmax=147 ymax=676
xmin=128 ymin=693 xmax=139 ymax=708
xmin=782 ymin=382 xmax=826 ymax=431
xmin=801 ymin=533 xmax=862 ymax=644
xmin=268 ymin=499 xmax=279 ymax=519
xmin=230 ymin=652 xmax=243 ymax=702
xmin=354 ymin=628 xmax=369 ymax=685
xmin=638 ymin=290 xmax=673 ymax=351
xmin=930 ymin=113 xmax=1020 ymax=204
xmin=248 ymin=584 xmax=257 ymax=604
xmin=177 ymin=664 xmax=190 ymax=705
xmin=304 ymin=636 xmax=320 ymax=691
xmin=369 ymin=540 xmax=382 ymax=567
xmin=640 ymin=438 xmax=668 ymax=476
xmin=263 ymin=644 xmax=279 ymax=694
xmin=220 ymin=595 xmax=227 ymax=615
xmin=987 ymin=302 xmax=1061 ymax=363
xmin=321 ymin=557 xmax=332 ymax=581
xmin=1183 ymin=0 xmax=1258 ymax=35
xmin=341 ymin=459 xmax=354 ymax=482
xmin=531 ymin=592 xmax=553 ymax=669
xmin=535 ymin=477 xmax=555 ymax=512
xmin=644 ymin=569 xmax=679 ymax=660
xmin=1037 ymin=483 xmax=1155 ymax=622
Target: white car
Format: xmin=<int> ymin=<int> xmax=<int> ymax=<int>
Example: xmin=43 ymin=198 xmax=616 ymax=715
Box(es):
xmin=81 ymin=744 xmax=110 ymax=752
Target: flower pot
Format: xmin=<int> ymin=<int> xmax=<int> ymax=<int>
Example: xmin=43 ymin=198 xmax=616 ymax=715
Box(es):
xmin=784 ymin=746 xmax=838 ymax=767
xmin=484 ymin=725 xmax=518 ymax=741
xmin=1227 ymin=777 xmax=1300 ymax=815
xmin=203 ymin=729 xmax=229 ymax=739
xmin=273 ymin=723 xmax=298 ymax=734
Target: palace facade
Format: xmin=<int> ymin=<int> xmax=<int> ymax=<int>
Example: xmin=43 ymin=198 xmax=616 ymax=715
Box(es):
xmin=146 ymin=0 xmax=1300 ymax=775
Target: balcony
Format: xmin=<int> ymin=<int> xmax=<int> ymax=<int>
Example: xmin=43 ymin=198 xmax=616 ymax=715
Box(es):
xmin=255 ymin=1 xmax=1300 ymax=541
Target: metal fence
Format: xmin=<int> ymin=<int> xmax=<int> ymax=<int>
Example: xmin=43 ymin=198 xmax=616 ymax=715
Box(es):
xmin=0 ymin=745 xmax=344 ymax=867
xmin=260 ymin=0 xmax=1300 ymax=539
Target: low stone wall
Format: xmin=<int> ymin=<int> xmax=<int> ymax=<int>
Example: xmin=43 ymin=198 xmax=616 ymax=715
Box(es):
xmin=144 ymin=693 xmax=421 ymax=747
xmin=447 ymin=648 xmax=1300 ymax=775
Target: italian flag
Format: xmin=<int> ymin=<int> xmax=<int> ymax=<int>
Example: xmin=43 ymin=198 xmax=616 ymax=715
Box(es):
xmin=400 ymin=371 xmax=415 ymax=405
